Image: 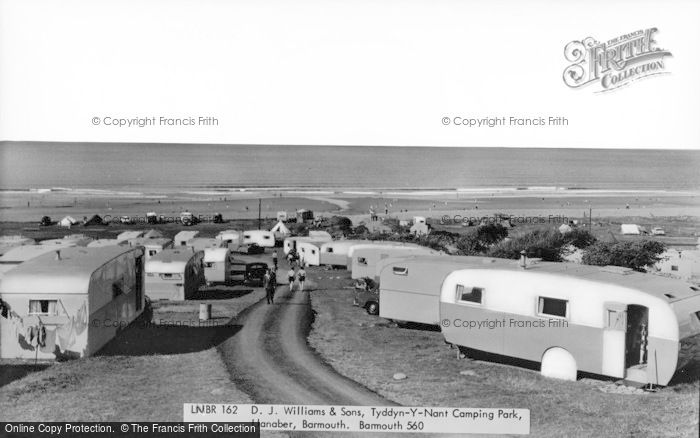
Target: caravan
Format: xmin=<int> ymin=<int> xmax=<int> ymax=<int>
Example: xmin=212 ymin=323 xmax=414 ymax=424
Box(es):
xmin=438 ymin=260 xmax=700 ymax=385
xmin=242 ymin=230 xmax=275 ymax=248
xmin=319 ymin=240 xmax=366 ymax=267
xmin=0 ymin=236 xmax=36 ymax=257
xmin=173 ymin=231 xmax=199 ymax=247
xmin=216 ymin=230 xmax=242 ymax=247
xmin=283 ymin=236 xmax=332 ymax=255
xmin=297 ymin=241 xmax=324 ymax=266
xmin=0 ymin=246 xmax=146 ymax=359
xmin=351 ymin=244 xmax=440 ymax=280
xmin=377 ymin=255 xmax=483 ymax=326
xmin=186 ymin=238 xmax=226 ymax=252
xmin=0 ymin=242 xmax=79 ymax=278
xmin=145 ymin=248 xmax=204 ymax=301
xmin=203 ymin=248 xmax=232 ymax=285
xmin=127 ymin=237 xmax=173 ymax=260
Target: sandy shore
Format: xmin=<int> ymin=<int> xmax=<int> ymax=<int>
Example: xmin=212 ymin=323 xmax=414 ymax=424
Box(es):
xmin=1 ymin=188 xmax=699 ymax=225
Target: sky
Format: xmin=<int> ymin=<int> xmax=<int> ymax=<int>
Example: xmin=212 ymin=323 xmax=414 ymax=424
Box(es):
xmin=0 ymin=0 xmax=699 ymax=149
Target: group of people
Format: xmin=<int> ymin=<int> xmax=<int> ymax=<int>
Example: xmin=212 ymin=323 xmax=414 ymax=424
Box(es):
xmin=263 ymin=249 xmax=306 ymax=305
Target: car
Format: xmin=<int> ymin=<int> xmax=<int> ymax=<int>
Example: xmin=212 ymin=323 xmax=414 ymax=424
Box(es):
xmin=651 ymin=227 xmax=666 ymax=236
xmin=39 ymin=216 xmax=52 ymax=226
xmin=241 ymin=243 xmax=265 ymax=255
xmin=352 ymin=277 xmax=379 ymax=315
xmin=244 ymin=262 xmax=268 ymax=286
xmin=119 ymin=216 xmax=133 ymax=224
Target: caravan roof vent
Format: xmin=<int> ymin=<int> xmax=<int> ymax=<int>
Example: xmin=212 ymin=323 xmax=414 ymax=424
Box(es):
xmin=663 ymin=293 xmax=675 ymax=299
xmin=601 ymin=266 xmax=634 ymax=275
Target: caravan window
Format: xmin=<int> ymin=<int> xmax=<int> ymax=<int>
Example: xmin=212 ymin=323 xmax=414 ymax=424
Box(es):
xmin=357 ymin=257 xmax=367 ymax=265
xmin=160 ymin=273 xmax=182 ymax=280
xmin=29 ymin=300 xmax=57 ymax=315
xmin=456 ymin=285 xmax=483 ymax=304
xmin=326 ymin=248 xmax=334 ymax=253
xmin=538 ymin=297 xmax=568 ymax=318
xmin=392 ymin=266 xmax=408 ymax=275
xmin=205 ymin=262 xmax=214 ymax=268
xmin=148 ymin=250 xmax=157 ymax=256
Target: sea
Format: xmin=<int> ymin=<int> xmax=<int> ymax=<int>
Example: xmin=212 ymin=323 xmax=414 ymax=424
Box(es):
xmin=1 ymin=142 xmax=699 ymax=197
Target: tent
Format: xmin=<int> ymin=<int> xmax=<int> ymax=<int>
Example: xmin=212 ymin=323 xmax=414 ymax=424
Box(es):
xmin=83 ymin=214 xmax=104 ymax=226
xmin=270 ymin=220 xmax=291 ymax=236
xmin=58 ymin=216 xmax=78 ymax=228
xmin=620 ymin=224 xmax=641 ymax=235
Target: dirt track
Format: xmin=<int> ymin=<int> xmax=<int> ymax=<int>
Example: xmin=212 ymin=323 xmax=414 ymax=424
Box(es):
xmin=219 ymin=282 xmax=398 ymax=436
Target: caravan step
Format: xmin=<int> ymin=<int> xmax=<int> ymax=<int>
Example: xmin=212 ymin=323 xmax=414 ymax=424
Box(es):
xmin=623 ymin=365 xmax=648 ymax=386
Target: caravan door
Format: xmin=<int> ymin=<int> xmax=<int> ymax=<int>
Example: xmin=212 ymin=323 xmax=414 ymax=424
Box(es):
xmin=601 ymin=302 xmax=627 ymax=378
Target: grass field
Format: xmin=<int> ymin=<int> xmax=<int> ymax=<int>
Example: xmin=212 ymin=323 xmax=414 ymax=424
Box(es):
xmin=307 ymin=269 xmax=700 ymax=438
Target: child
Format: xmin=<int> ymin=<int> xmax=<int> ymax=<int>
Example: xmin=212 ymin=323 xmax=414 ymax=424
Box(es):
xmin=297 ymin=266 xmax=306 ymax=292
xmin=287 ymin=267 xmax=296 ymax=292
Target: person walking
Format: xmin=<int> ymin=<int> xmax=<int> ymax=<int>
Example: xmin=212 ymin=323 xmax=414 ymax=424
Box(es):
xmin=287 ymin=267 xmax=296 ymax=293
xmin=264 ymin=269 xmax=275 ymax=304
xmin=272 ymin=250 xmax=278 ymax=270
xmin=297 ymin=266 xmax=306 ymax=292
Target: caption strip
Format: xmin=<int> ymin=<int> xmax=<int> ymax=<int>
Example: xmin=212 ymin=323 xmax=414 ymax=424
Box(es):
xmin=184 ymin=404 xmax=530 ymax=434
xmin=2 ymin=423 xmax=258 ymax=437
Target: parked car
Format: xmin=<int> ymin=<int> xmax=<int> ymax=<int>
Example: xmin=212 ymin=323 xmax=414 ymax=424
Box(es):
xmin=244 ymin=262 xmax=268 ymax=286
xmin=39 ymin=216 xmax=52 ymax=226
xmin=353 ymin=277 xmax=379 ymax=315
xmin=651 ymin=227 xmax=666 ymax=236
xmin=119 ymin=216 xmax=133 ymax=224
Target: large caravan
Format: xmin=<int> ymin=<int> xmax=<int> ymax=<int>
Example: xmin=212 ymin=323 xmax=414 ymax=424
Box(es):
xmin=0 ymin=246 xmax=146 ymax=359
xmin=438 ymin=261 xmax=700 ymax=385
xmin=351 ymin=244 xmax=440 ymax=280
xmin=203 ymin=248 xmax=232 ymax=285
xmin=243 ymin=230 xmax=275 ymax=248
xmin=0 ymin=242 xmax=79 ymax=278
xmin=377 ymin=255 xmax=483 ymax=326
xmin=319 ymin=240 xmax=366 ymax=268
xmin=145 ymin=248 xmax=204 ymax=301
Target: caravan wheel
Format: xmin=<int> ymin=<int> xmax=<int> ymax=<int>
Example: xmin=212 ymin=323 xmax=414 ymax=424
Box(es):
xmin=540 ymin=347 xmax=577 ymax=381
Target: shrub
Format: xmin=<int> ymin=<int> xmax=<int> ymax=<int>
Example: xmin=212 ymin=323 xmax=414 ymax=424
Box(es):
xmin=563 ymin=228 xmax=597 ymax=249
xmin=582 ymin=240 xmax=666 ymax=272
xmin=476 ymin=223 xmax=509 ymax=246
xmin=487 ymin=229 xmax=567 ymax=261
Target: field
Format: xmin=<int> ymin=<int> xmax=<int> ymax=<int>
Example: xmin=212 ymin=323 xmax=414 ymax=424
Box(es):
xmin=307 ymin=269 xmax=700 ymax=438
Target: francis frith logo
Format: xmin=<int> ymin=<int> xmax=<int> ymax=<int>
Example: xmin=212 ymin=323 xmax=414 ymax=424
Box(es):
xmin=563 ymin=28 xmax=672 ymax=92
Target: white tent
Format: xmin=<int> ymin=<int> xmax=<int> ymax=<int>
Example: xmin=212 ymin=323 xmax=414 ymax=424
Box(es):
xmin=58 ymin=216 xmax=78 ymax=228
xmin=270 ymin=221 xmax=291 ymax=236
xmin=621 ymin=224 xmax=641 ymax=235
